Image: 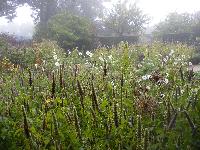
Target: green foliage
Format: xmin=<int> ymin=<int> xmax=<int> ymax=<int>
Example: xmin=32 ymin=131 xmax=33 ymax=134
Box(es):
xmin=0 ymin=33 xmax=34 ymax=67
xmin=154 ymin=12 xmax=193 ymax=36
xmin=0 ymin=38 xmax=65 ymax=71
xmin=153 ymin=12 xmax=200 ymax=38
xmin=0 ymin=41 xmax=200 ymax=149
xmin=104 ymin=0 xmax=149 ymax=36
xmin=45 ymin=12 xmax=94 ymax=50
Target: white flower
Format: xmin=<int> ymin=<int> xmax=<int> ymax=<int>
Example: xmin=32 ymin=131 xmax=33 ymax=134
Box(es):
xmin=108 ymin=55 xmax=112 ymax=60
xmin=146 ymin=86 xmax=151 ymax=90
xmin=177 ymin=58 xmax=182 ymax=61
xmin=138 ymin=64 xmax=142 ymax=68
xmin=53 ymin=55 xmax=57 ymax=60
xmin=79 ymin=52 xmax=82 ymax=56
xmin=181 ymin=90 xmax=184 ymax=94
xmin=86 ymin=51 xmax=93 ymax=57
xmin=142 ymin=75 xmax=151 ymax=80
xmin=160 ymin=94 xmax=165 ymax=98
xmin=174 ymin=62 xmax=178 ymax=65
xmin=189 ymin=62 xmax=193 ymax=66
xmin=55 ymin=62 xmax=60 ymax=67
xmin=164 ymin=78 xmax=169 ymax=84
xmin=163 ymin=56 xmax=169 ymax=63
xmin=42 ymin=67 xmax=45 ymax=72
xmin=169 ymin=49 xmax=174 ymax=56
xmin=111 ymin=81 xmax=115 ymax=87
xmin=99 ymin=56 xmax=104 ymax=62
xmin=35 ymin=64 xmax=38 ymax=69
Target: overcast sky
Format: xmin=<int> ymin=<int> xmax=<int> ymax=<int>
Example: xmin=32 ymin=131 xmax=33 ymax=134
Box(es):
xmin=0 ymin=0 xmax=200 ymax=37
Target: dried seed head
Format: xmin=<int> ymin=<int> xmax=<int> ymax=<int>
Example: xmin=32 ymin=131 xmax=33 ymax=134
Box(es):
xmin=51 ymin=72 xmax=56 ymax=99
xmin=137 ymin=115 xmax=142 ymax=142
xmin=91 ymin=82 xmax=100 ymax=112
xmin=144 ymin=128 xmax=149 ymax=150
xmin=135 ymin=96 xmax=157 ymax=116
xmin=179 ymin=67 xmax=184 ymax=83
xmin=121 ymin=73 xmax=124 ymax=87
xmin=42 ymin=113 xmax=47 ymax=131
xmin=74 ymin=107 xmax=81 ymax=141
xmin=52 ymin=111 xmax=59 ymax=138
xmin=90 ymin=108 xmax=97 ymax=127
xmin=103 ymin=60 xmax=107 ymax=77
xmin=183 ymin=110 xmax=196 ymax=134
xmin=113 ymin=100 xmax=119 ymax=128
xmin=28 ymin=69 xmax=32 ymax=86
xmin=22 ymin=105 xmax=30 ymax=138
xmin=167 ymin=100 xmax=171 ymax=125
xmin=59 ymin=64 xmax=63 ymax=89
xmin=167 ymin=112 xmax=178 ymax=129
xmin=77 ymin=80 xmax=84 ymax=110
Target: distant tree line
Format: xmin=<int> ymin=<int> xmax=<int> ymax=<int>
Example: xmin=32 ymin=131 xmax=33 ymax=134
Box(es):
xmin=153 ymin=12 xmax=200 ymax=44
xmin=0 ymin=0 xmax=149 ymax=51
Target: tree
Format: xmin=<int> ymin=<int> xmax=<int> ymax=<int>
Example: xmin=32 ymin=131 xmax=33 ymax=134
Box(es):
xmin=57 ymin=0 xmax=106 ymax=35
xmin=0 ymin=0 xmax=105 ymax=25
xmin=45 ymin=11 xmax=94 ymax=50
xmin=28 ymin=0 xmax=58 ymax=25
xmin=0 ymin=0 xmax=26 ymax=20
xmin=0 ymin=0 xmax=106 ymax=39
xmin=192 ymin=11 xmax=200 ymax=35
xmin=153 ymin=12 xmax=194 ymax=38
xmin=0 ymin=0 xmax=58 ymax=27
xmin=104 ymin=0 xmax=149 ymax=36
xmin=58 ymin=0 xmax=105 ymax=20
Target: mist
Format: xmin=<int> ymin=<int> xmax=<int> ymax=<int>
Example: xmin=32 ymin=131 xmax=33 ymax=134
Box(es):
xmin=0 ymin=5 xmax=34 ymax=39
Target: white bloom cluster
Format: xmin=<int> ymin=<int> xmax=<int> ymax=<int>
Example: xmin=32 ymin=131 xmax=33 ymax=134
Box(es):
xmin=53 ymin=54 xmax=57 ymax=60
xmin=108 ymin=55 xmax=112 ymax=60
xmin=68 ymin=50 xmax=71 ymax=55
xmin=53 ymin=50 xmax=60 ymax=67
xmin=99 ymin=56 xmax=104 ymax=62
xmin=86 ymin=51 xmax=93 ymax=57
xmin=169 ymin=49 xmax=174 ymax=56
xmin=35 ymin=64 xmax=38 ymax=69
xmin=163 ymin=56 xmax=169 ymax=63
xmin=55 ymin=62 xmax=60 ymax=67
xmin=79 ymin=52 xmax=82 ymax=56
xmin=142 ymin=75 xmax=151 ymax=80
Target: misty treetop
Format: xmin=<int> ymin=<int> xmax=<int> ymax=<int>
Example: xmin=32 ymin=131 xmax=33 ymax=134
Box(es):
xmin=0 ymin=0 xmax=149 ymax=50
xmin=153 ymin=11 xmax=200 ymax=38
xmin=104 ymin=0 xmax=149 ymax=36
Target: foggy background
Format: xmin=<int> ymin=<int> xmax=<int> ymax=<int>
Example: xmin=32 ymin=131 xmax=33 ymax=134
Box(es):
xmin=0 ymin=0 xmax=200 ymax=39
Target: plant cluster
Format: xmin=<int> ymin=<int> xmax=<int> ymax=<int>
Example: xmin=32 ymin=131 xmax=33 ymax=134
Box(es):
xmin=0 ymin=42 xmax=200 ymax=149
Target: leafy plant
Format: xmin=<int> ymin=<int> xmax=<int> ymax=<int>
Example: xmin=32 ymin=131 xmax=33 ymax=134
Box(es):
xmin=0 ymin=41 xmax=200 ymax=149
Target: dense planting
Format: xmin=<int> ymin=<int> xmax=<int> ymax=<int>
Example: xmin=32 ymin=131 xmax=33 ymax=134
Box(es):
xmin=0 ymin=42 xmax=200 ymax=149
